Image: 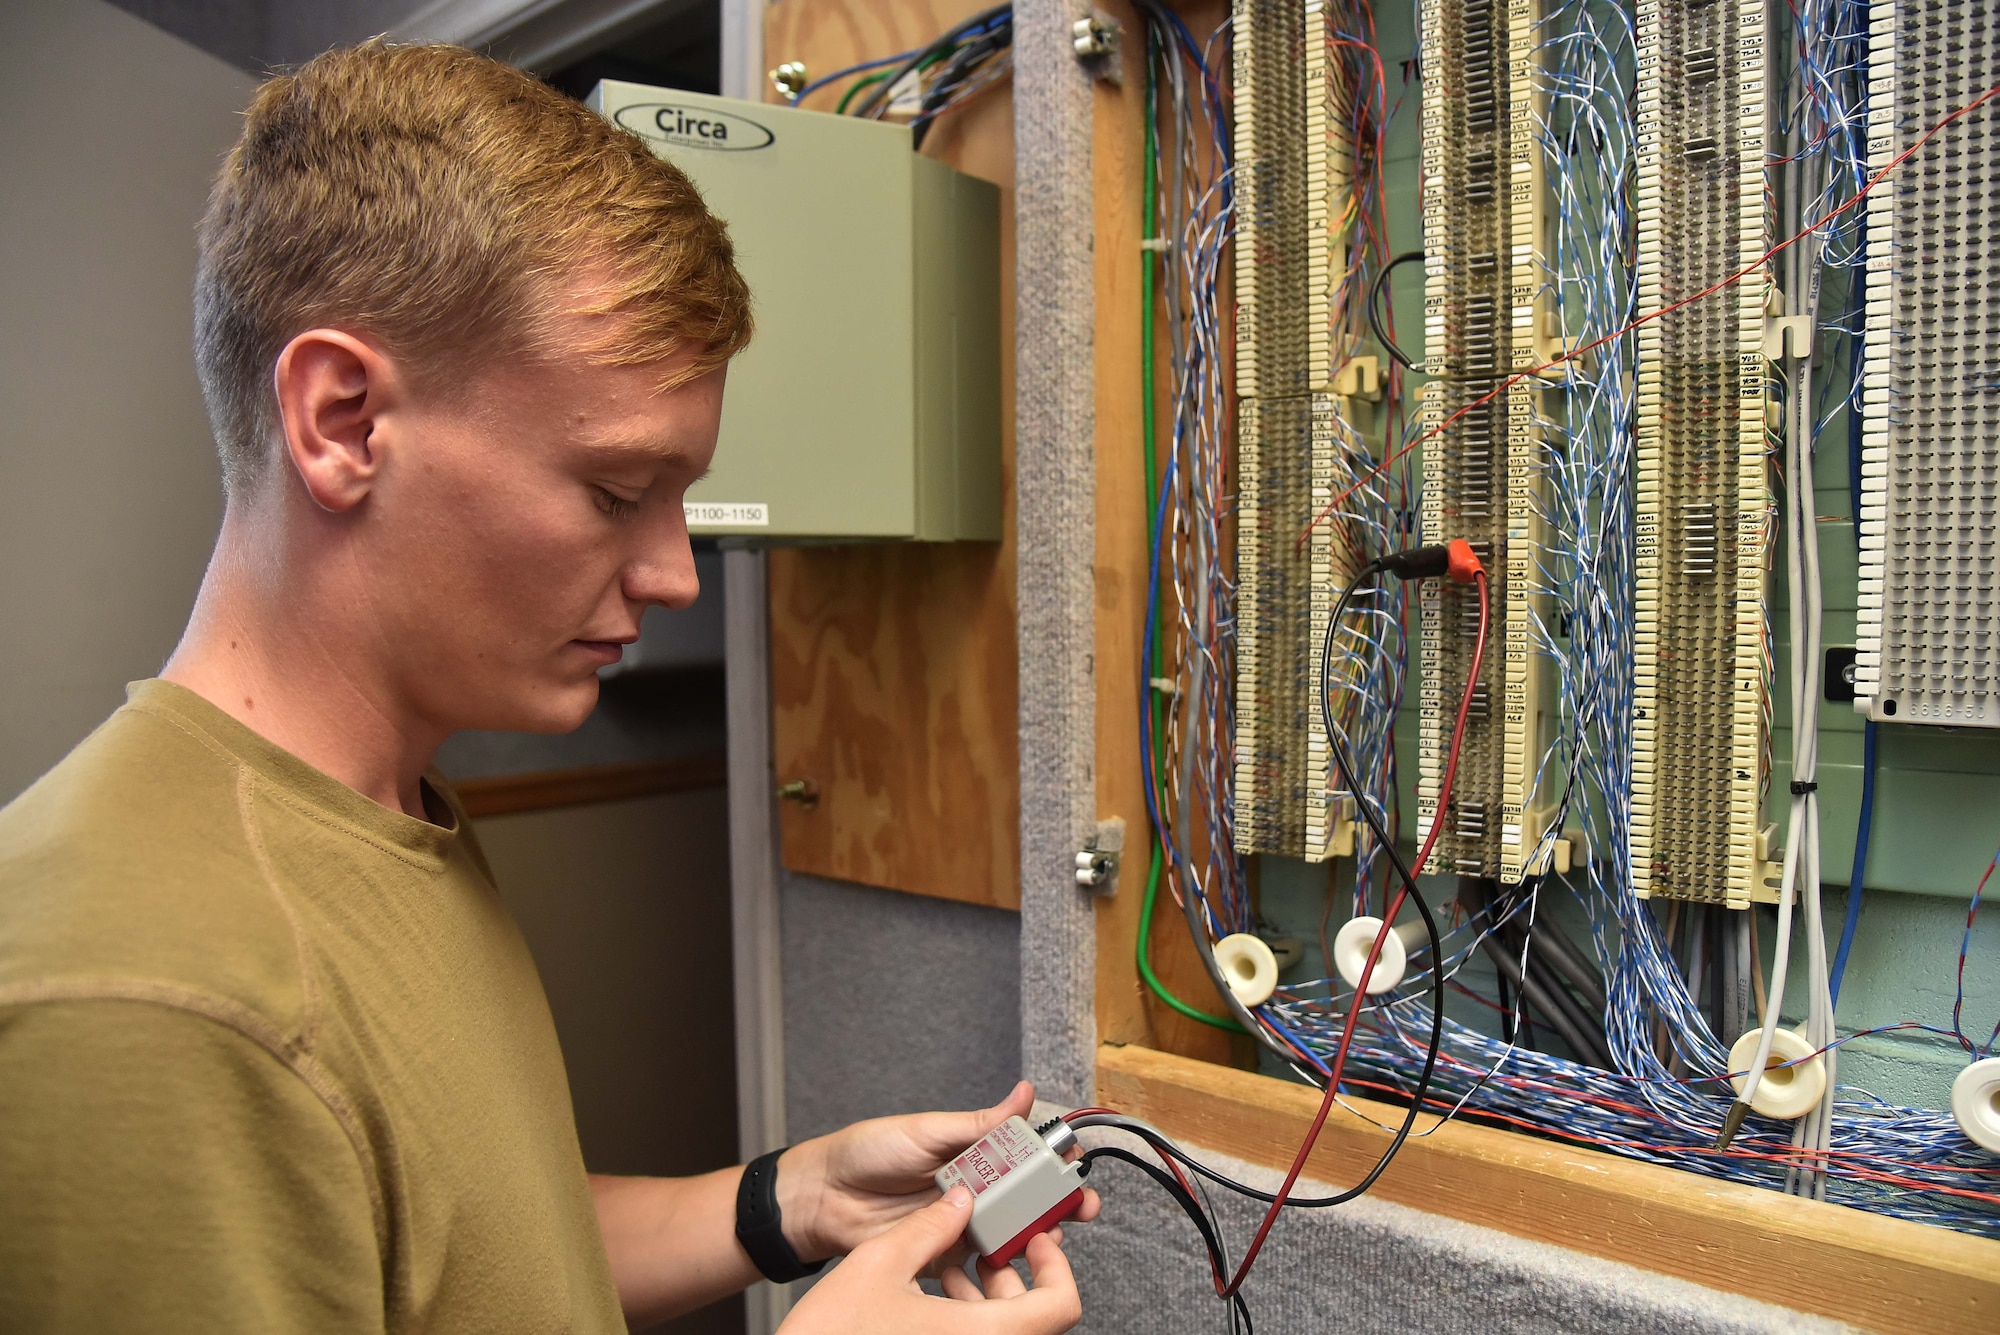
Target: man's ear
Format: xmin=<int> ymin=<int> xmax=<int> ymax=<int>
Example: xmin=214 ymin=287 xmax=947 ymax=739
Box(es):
xmin=271 ymin=329 xmax=400 ymax=513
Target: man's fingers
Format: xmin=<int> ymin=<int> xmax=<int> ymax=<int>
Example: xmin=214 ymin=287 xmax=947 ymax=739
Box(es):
xmin=940 ymin=1263 xmax=986 ymax=1302
xmin=1022 ymin=1233 xmax=1082 ymax=1305
xmin=868 ymin=1184 xmax=974 ymax=1277
xmin=902 ymin=1080 xmax=1037 ymax=1161
xmin=997 ymin=1234 xmax=1085 ymax=1334
xmin=977 ymin=1256 xmax=1029 ymax=1300
xmin=1075 ymin=1187 xmax=1102 ymax=1223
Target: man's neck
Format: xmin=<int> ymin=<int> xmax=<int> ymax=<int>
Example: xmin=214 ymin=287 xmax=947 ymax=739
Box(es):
xmin=162 ymin=509 xmax=445 ymax=820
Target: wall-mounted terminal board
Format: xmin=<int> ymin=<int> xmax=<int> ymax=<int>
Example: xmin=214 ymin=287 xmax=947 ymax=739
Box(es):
xmin=1854 ymin=1 xmax=2000 ymax=729
xmin=1414 ymin=0 xmax=1555 ymax=883
xmin=1128 ymin=0 xmax=2000 ymax=1255
xmin=589 ymin=84 xmax=1000 ymax=542
xmin=1139 ymin=0 xmax=2000 ymax=1256
xmin=1233 ymin=0 xmax=1561 ymax=880
xmin=1232 ymin=0 xmax=1436 ymax=865
xmin=1630 ymin=0 xmax=1775 ymax=906
xmin=1232 ymin=0 xmax=1347 ymax=862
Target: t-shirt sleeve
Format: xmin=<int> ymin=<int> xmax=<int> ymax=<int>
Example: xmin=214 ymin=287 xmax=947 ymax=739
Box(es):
xmin=0 ymin=999 xmax=384 ymax=1332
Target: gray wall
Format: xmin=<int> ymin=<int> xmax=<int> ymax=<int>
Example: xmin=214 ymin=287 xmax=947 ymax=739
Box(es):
xmin=0 ymin=0 xmax=248 ymax=803
xmin=105 ymin=0 xmax=426 ymax=71
xmin=780 ymin=873 xmax=1022 ymax=1142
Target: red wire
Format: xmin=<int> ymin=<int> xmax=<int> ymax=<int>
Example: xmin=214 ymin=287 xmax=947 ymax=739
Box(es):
xmin=1330 ymin=1075 xmax=2000 ymax=1205
xmin=1215 ymin=568 xmax=1490 ymax=1297
xmin=1299 ymin=76 xmax=2000 ymax=548
xmin=1063 ymin=1105 xmax=1229 ymax=1286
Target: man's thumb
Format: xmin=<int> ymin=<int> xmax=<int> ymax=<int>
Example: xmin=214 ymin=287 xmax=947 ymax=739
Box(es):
xmin=874 ymin=1186 xmax=974 ymax=1276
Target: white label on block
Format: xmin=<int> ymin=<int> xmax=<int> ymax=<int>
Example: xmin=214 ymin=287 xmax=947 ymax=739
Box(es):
xmin=684 ymin=502 xmax=769 ymax=527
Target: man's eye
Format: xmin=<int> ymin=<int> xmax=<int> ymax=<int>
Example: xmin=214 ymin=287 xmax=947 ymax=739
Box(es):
xmin=594 ymin=486 xmax=641 ymax=518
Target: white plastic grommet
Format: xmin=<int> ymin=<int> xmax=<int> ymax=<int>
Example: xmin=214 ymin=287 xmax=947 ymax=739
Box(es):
xmin=1332 ymin=917 xmax=1430 ymax=995
xmin=1213 ymin=933 xmax=1279 ymax=1008
xmin=1951 ymin=1056 xmax=2000 ymax=1153
xmin=1728 ymin=1027 xmax=1827 ymax=1120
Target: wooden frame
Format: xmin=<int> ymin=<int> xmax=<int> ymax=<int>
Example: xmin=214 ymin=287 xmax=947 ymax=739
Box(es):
xmin=1099 ymin=1043 xmax=2000 ymax=1333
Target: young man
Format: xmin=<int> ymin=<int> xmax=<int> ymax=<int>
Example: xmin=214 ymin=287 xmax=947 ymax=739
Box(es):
xmin=0 ymin=41 xmax=1092 ymax=1333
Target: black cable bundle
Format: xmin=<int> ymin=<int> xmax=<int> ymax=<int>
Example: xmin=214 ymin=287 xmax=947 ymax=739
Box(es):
xmin=1466 ymin=875 xmax=1614 ymax=1069
xmin=910 ymin=11 xmax=1013 ymax=148
xmin=1077 ymin=1150 xmax=1254 ymax=1333
xmin=847 ymin=3 xmax=1014 ymax=147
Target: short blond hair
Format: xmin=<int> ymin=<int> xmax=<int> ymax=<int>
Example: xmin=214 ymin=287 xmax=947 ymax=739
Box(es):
xmin=195 ymin=40 xmax=752 ymax=493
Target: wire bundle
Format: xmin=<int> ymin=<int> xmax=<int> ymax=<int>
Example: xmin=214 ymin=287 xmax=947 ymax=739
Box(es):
xmin=1278 ymin=0 xmax=1999 ymax=1234
xmin=1128 ymin=1 xmax=2000 ymax=1249
xmin=783 ymin=5 xmax=1014 ymax=148
xmin=1138 ymin=0 xmax=1255 ymax=1024
xmin=1317 ymin=0 xmax=1422 ymax=935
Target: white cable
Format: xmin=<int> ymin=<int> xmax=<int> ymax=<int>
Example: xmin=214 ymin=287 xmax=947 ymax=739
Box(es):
xmin=1735 ymin=111 xmax=1836 ymax=1169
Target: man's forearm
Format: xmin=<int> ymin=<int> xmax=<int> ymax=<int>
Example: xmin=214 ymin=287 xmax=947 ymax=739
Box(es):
xmin=592 ymin=1141 xmax=833 ymax=1325
xmin=590 ymin=1169 xmax=761 ymax=1325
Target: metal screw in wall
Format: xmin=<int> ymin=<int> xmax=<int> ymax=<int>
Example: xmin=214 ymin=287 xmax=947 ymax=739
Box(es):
xmin=777 ymin=779 xmax=819 ymax=809
xmin=770 ymin=61 xmax=808 ymax=101
xmin=1075 ymin=817 xmax=1126 ymax=891
xmin=1072 ymin=12 xmax=1121 ymax=76
xmin=1075 ymin=849 xmax=1119 ymax=888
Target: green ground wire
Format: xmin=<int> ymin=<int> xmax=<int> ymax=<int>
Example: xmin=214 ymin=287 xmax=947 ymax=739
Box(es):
xmin=836 ymin=69 xmax=894 ymax=114
xmin=836 ymin=48 xmax=954 ymax=116
xmin=1139 ymin=846 xmax=1247 ymax=1031
xmin=1134 ymin=39 xmax=1245 ymax=1035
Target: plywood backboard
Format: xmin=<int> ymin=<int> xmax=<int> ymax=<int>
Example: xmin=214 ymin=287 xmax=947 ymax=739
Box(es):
xmin=1086 ymin=0 xmax=1246 ymax=1067
xmin=764 ymin=0 xmax=1020 ymax=910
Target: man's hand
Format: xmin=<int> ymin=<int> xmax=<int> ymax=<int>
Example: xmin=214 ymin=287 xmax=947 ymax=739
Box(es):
xmin=779 ymin=1187 xmax=1083 ymax=1335
xmin=589 ymin=1082 xmax=1100 ymax=1327
xmin=777 ymin=1081 xmax=1101 ymax=1265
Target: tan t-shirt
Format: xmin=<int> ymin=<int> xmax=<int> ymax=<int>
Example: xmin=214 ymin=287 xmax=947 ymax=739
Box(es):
xmin=0 ymin=680 xmax=625 ymax=1332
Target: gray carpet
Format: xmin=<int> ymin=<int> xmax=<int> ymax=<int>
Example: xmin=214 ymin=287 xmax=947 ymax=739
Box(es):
xmin=1013 ymin=0 xmax=1102 ymax=1109
xmin=782 ymin=874 xmax=1022 ymax=1141
xmin=1060 ymin=1123 xmax=1852 ymax=1334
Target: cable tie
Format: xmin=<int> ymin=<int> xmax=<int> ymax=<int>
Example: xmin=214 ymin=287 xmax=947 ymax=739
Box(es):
xmin=1789 ymin=780 xmax=1818 ymax=795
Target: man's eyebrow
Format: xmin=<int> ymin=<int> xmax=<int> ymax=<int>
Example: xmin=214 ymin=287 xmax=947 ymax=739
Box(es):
xmin=576 ymin=437 xmax=692 ymax=464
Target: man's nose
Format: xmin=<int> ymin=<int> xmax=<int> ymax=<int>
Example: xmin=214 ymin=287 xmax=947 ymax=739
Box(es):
xmin=625 ymin=546 xmax=699 ymax=611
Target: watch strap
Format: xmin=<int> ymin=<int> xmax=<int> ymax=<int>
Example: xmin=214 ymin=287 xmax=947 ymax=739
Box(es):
xmin=735 ymin=1148 xmax=826 ymax=1283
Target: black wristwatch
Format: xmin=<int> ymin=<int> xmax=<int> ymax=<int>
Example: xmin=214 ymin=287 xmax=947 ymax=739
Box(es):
xmin=735 ymin=1148 xmax=827 ymax=1283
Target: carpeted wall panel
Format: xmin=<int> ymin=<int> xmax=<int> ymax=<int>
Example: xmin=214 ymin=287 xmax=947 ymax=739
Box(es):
xmin=782 ymin=873 xmax=1022 ymax=1141
xmin=1057 ymin=1129 xmax=1855 ymax=1334
xmin=1013 ymin=0 xmax=1102 ymax=1109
